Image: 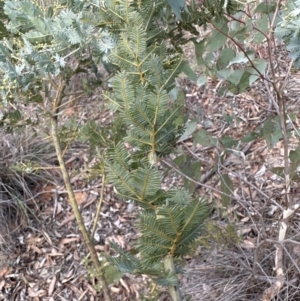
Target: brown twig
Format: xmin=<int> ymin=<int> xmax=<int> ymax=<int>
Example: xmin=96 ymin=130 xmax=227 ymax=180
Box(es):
xmin=262 ymin=204 xmax=300 ymax=301
xmin=259 ymin=1 xmax=293 ymax=298
xmin=199 ymin=141 xmax=254 ymax=184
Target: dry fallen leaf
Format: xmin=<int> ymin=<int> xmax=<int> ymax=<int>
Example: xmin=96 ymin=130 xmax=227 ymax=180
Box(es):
xmin=105 ymin=235 xmax=126 ymax=248
xmin=48 ymin=275 xmax=56 ymax=296
xmin=0 ymin=266 xmax=11 ymax=278
xmin=28 ymin=287 xmax=47 ymax=298
xmin=241 ymin=238 xmax=256 ymax=249
xmin=37 ymin=184 xmax=56 ymax=202
xmin=30 ymin=244 xmax=43 ymax=254
xmin=58 ymin=237 xmax=80 ymax=250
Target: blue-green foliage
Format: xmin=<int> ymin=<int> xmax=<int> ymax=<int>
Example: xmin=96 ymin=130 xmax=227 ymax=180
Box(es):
xmin=0 ymin=0 xmax=210 ymax=287
xmin=136 ymin=198 xmax=210 ymax=265
xmin=100 ymin=1 xmax=211 ymax=287
xmin=0 ymin=0 xmax=116 ymax=106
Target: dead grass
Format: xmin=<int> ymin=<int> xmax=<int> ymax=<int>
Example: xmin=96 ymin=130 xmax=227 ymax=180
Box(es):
xmin=0 ymin=128 xmax=62 ymax=251
xmin=182 ymin=232 xmax=300 ymax=301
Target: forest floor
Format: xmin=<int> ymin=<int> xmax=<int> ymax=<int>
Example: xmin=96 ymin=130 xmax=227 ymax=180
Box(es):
xmin=1 ymin=41 xmax=300 ymax=301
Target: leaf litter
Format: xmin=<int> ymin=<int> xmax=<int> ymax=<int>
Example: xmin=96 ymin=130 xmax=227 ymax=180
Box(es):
xmin=1 ymin=29 xmax=300 ymax=301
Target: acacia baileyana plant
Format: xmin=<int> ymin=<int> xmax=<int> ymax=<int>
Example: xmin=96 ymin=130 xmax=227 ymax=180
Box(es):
xmin=0 ymin=0 xmax=213 ymax=300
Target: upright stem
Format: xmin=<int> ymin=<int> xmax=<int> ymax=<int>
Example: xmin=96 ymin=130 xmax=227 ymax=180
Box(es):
xmin=164 ymin=255 xmax=182 ymax=301
xmin=50 ymin=118 xmax=112 ymax=301
xmin=50 ymin=80 xmax=111 ymax=301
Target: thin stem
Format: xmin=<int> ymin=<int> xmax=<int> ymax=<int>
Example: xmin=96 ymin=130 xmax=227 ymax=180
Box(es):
xmin=164 ymin=255 xmax=182 ymax=301
xmin=50 ymin=80 xmax=112 ymax=301
xmin=91 ymin=171 xmax=105 ymax=239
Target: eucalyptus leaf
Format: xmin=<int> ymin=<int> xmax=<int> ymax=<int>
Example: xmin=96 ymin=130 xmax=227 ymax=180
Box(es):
xmin=207 ymin=19 xmax=229 ymax=52
xmin=253 ymin=15 xmax=268 ymax=44
xmin=169 ymin=87 xmax=179 ymax=101
xmin=193 ymin=129 xmax=217 ymax=147
xmin=289 ymin=145 xmax=300 ymax=181
xmin=182 ymin=62 xmax=197 ymax=81
xmin=247 ymin=59 xmax=267 ymax=84
xmin=290 ymin=145 xmax=300 ymax=166
xmin=255 ymin=2 xmax=277 ymax=13
xmin=217 ymin=48 xmax=235 ymax=69
xmin=238 ymin=71 xmax=251 ymax=92
xmin=241 ymin=130 xmax=263 ymax=143
xmin=179 ymin=120 xmax=198 ymax=142
xmin=228 ymin=53 xmax=248 ymax=66
xmin=193 ymin=38 xmax=206 ymax=65
xmin=220 ymin=136 xmax=237 ymax=148
xmin=271 ymin=167 xmax=285 ymax=179
xmin=197 ymin=74 xmax=207 ymax=86
xmin=220 ymin=174 xmax=233 ymax=206
xmin=288 ymin=113 xmax=297 ymax=122
xmin=263 ymin=116 xmax=283 ymax=147
xmin=218 ymin=69 xmax=233 ymax=79
xmin=228 ymin=70 xmax=244 ymax=85
xmin=271 ymin=116 xmax=283 ymax=146
xmin=263 ymin=116 xmax=275 ymax=147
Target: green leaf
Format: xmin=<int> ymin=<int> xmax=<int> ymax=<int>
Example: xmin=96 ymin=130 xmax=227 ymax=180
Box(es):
xmin=241 ymin=130 xmax=263 ymax=143
xmin=181 ymin=61 xmax=197 ymax=81
xmin=197 ymin=74 xmax=207 ymax=86
xmin=167 ymin=0 xmax=185 ymax=21
xmin=217 ymin=48 xmax=235 ymax=69
xmin=232 ymin=20 xmax=253 ymax=42
xmin=229 ymin=53 xmax=250 ymax=66
xmin=255 ymin=2 xmax=277 ymax=13
xmin=227 ymin=69 xmax=244 ymax=85
xmin=253 ymin=14 xmax=268 ymax=44
xmin=183 ymin=161 xmax=201 ymax=192
xmin=169 ymin=87 xmax=179 ymax=101
xmin=290 ymin=145 xmax=300 ymax=168
xmin=220 ymin=174 xmax=233 ymax=206
xmin=47 ymin=6 xmax=53 ymax=18
xmin=106 ymin=242 xmax=139 ymax=274
xmin=238 ymin=71 xmax=251 ymax=92
xmin=207 ymin=19 xmax=229 ymax=52
xmin=271 ymin=116 xmax=283 ymax=145
xmin=220 ymin=136 xmax=237 ymax=148
xmin=263 ymin=116 xmax=282 ymax=147
xmin=193 ymin=129 xmax=217 ymax=147
xmin=271 ymin=167 xmax=285 ymax=179
xmin=173 ymin=155 xmax=201 ymax=179
xmin=218 ymin=69 xmax=233 ymax=80
xmin=103 ymin=263 xmax=123 ymax=285
xmin=154 ymin=273 xmax=179 ymax=286
xmin=193 ymin=38 xmax=206 ymax=65
xmin=263 ymin=116 xmax=275 ymax=147
xmin=288 ymin=113 xmax=297 ymax=122
xmin=173 ymin=154 xmax=201 ymax=192
xmin=289 ymin=145 xmax=300 ymax=181
xmin=248 ymin=59 xmax=267 ymax=84
xmin=179 ymin=120 xmax=198 ymax=142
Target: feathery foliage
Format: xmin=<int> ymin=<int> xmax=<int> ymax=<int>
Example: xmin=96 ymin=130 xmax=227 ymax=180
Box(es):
xmin=0 ymin=0 xmax=212 ymax=298
xmin=99 ymin=0 xmax=211 ymax=294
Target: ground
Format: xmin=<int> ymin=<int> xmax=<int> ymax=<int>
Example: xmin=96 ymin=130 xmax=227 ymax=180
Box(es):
xmin=1 ymin=39 xmax=300 ymax=301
